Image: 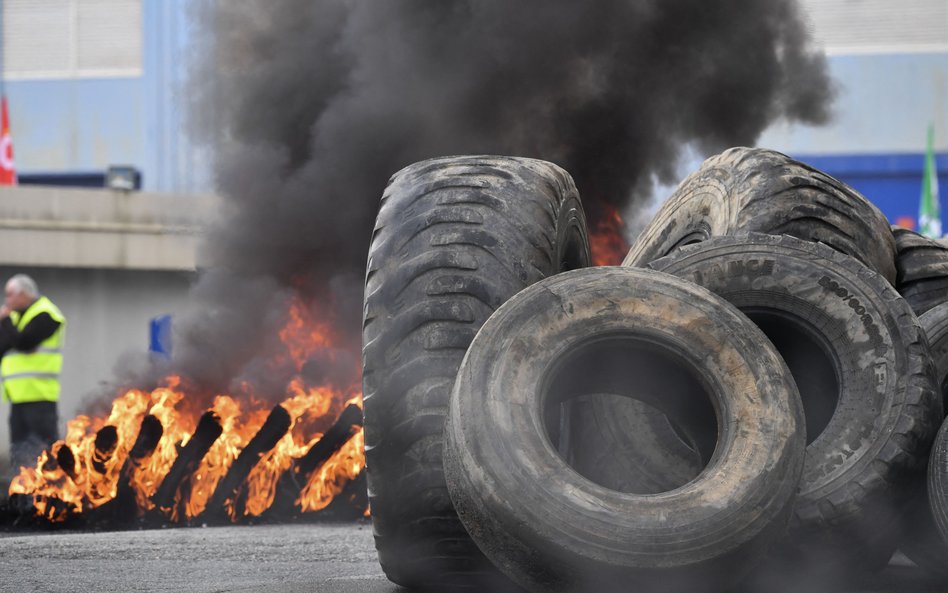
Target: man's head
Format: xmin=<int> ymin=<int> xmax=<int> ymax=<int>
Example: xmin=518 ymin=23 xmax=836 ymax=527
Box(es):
xmin=5 ymin=274 xmax=39 ymax=313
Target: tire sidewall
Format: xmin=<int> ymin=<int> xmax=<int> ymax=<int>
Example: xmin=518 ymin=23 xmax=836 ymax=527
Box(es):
xmin=445 ymin=267 xmax=804 ymax=592
xmin=649 ymin=234 xmax=937 ymax=524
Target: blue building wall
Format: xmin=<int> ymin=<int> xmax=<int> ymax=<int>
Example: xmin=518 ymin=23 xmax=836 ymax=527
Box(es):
xmin=1 ymin=0 xmax=207 ymax=192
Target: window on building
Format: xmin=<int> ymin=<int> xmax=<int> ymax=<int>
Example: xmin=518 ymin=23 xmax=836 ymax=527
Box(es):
xmin=2 ymin=0 xmax=142 ymax=79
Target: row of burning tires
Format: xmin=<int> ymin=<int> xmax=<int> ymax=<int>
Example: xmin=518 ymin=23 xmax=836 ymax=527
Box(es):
xmin=362 ymin=148 xmax=948 ymax=592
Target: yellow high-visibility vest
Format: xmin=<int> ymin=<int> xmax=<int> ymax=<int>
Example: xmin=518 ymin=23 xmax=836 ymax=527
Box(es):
xmin=1 ymin=296 xmax=66 ymax=403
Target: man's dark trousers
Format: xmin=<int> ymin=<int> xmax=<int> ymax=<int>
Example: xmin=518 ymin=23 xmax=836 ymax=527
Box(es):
xmin=9 ymin=401 xmax=58 ymax=470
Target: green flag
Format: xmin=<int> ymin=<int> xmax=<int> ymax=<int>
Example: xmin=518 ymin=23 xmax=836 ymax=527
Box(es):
xmin=919 ymin=124 xmax=941 ymax=238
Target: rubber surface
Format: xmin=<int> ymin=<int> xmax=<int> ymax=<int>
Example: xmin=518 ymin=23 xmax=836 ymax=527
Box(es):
xmin=625 ymin=147 xmax=897 ymax=285
xmin=927 ymin=417 xmax=948 ymax=575
xmin=646 ymin=234 xmax=940 ymax=581
xmin=362 ymin=155 xmax=589 ymax=588
xmin=900 ymin=300 xmax=948 ymax=577
xmin=893 ymin=226 xmax=948 ymax=285
xmin=444 ymin=266 xmax=805 ymax=593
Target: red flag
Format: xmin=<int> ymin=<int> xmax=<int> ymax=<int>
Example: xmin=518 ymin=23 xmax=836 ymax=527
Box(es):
xmin=0 ymin=95 xmax=17 ymax=185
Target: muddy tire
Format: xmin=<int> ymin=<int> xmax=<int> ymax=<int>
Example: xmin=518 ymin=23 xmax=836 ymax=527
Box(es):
xmin=900 ymin=278 xmax=948 ymax=316
xmin=894 ymin=226 xmax=948 ymax=284
xmin=893 ymin=227 xmax=948 ymax=314
xmin=900 ymin=301 xmax=948 ymax=577
xmin=624 ymin=148 xmax=897 ymax=284
xmin=444 ymin=267 xmax=805 ymax=593
xmin=362 ymin=155 xmax=590 ymax=588
xmin=644 ymin=234 xmax=940 ymax=579
xmin=921 ymin=301 xmax=948 ymax=410
xmin=927 ymin=418 xmax=948 ymax=573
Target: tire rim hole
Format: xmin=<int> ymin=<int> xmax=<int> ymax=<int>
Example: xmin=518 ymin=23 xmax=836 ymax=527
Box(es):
xmin=745 ymin=310 xmax=840 ymax=445
xmin=541 ymin=335 xmax=718 ymax=494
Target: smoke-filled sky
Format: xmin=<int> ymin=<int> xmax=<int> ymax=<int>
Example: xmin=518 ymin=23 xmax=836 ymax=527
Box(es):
xmin=133 ymin=0 xmax=834 ymax=400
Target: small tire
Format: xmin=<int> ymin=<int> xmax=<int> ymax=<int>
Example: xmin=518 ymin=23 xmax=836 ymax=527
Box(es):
xmin=624 ymin=147 xmax=897 ymax=285
xmin=444 ymin=267 xmax=805 ymax=593
xmin=645 ymin=234 xmax=940 ymax=577
xmin=363 ymin=155 xmax=590 ymax=588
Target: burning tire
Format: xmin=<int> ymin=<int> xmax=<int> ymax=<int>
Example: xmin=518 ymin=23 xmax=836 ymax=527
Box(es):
xmin=444 ymin=267 xmax=805 ymax=593
xmin=362 ymin=155 xmax=590 ymax=588
xmin=894 ymin=226 xmax=948 ymax=315
xmin=643 ymin=234 xmax=940 ymax=579
xmin=624 ymin=147 xmax=897 ymax=285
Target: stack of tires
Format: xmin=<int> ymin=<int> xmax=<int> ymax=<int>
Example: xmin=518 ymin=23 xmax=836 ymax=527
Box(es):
xmin=362 ymin=149 xmax=948 ymax=593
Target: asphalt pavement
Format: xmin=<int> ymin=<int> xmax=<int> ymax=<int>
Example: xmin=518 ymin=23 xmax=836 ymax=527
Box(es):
xmin=0 ymin=521 xmax=394 ymax=593
xmin=3 ymin=521 xmax=948 ymax=593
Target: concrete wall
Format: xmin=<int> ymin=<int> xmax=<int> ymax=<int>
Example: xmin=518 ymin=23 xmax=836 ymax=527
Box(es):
xmin=0 ymin=185 xmax=216 ymax=269
xmin=0 ymin=266 xmax=195 ymax=466
xmin=0 ymin=184 xmax=211 ymax=467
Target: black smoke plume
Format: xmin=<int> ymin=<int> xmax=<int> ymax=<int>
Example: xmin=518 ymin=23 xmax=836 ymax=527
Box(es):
xmin=119 ymin=0 xmax=834 ymax=402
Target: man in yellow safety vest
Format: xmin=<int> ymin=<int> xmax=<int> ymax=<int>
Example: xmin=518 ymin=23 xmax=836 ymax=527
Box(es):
xmin=0 ymin=274 xmax=65 ymax=472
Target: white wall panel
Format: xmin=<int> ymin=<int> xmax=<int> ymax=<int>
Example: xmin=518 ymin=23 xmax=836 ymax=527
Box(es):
xmin=3 ymin=0 xmax=142 ymax=79
xmin=798 ymin=0 xmax=948 ymax=54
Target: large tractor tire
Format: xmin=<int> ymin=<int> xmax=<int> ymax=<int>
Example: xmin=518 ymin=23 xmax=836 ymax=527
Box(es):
xmin=900 ymin=300 xmax=948 ymax=577
xmin=894 ymin=226 xmax=948 ymax=284
xmin=921 ymin=300 xmax=948 ymax=410
xmin=624 ymin=148 xmax=897 ymax=285
xmin=927 ymin=417 xmax=948 ymax=572
xmin=893 ymin=226 xmax=948 ymax=315
xmin=444 ymin=267 xmax=805 ymax=593
xmin=901 ymin=278 xmax=948 ymax=317
xmin=362 ymin=155 xmax=590 ymax=588
xmin=643 ymin=234 xmax=939 ymax=583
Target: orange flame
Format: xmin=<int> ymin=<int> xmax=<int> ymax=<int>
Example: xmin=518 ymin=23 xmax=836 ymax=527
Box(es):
xmin=297 ymin=394 xmax=365 ymax=513
xmin=9 ymin=298 xmax=366 ymax=523
xmin=279 ymin=299 xmax=333 ymax=368
xmin=589 ymin=204 xmax=630 ymax=266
